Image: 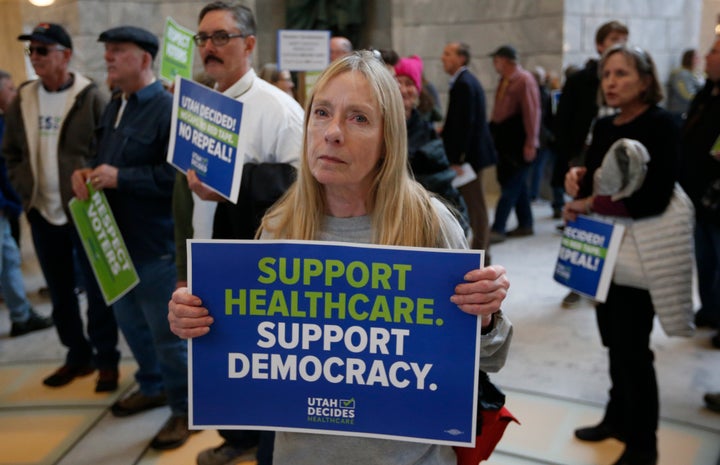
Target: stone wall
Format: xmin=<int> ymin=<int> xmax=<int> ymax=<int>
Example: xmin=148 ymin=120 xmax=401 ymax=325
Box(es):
xmin=13 ymin=0 xmax=714 ymax=95
xmin=384 ymin=0 xmax=707 ymax=114
xmin=16 ymin=0 xmax=268 ymax=84
xmin=1 ymin=0 xmax=25 ymax=82
xmin=700 ymin=0 xmax=720 ymax=53
xmin=14 ymin=0 xmax=383 ymax=86
xmin=11 ymin=0 xmax=714 ymax=200
xmin=18 ymin=0 xmax=198 ymax=83
xmin=388 ymin=0 xmax=565 ymax=114
xmin=563 ymin=0 xmax=703 ymax=94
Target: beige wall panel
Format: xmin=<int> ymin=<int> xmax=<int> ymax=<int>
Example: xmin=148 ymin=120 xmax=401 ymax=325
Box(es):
xmin=0 ymin=0 xmax=27 ymax=83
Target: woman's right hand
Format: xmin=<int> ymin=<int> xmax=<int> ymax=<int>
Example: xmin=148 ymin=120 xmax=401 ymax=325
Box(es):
xmin=71 ymin=168 xmax=93 ymax=200
xmin=168 ymin=287 xmax=214 ymax=339
xmin=564 ymin=166 xmax=587 ymax=198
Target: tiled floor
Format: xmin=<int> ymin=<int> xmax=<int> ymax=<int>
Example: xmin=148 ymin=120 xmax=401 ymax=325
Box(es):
xmin=0 ymin=203 xmax=718 ymax=465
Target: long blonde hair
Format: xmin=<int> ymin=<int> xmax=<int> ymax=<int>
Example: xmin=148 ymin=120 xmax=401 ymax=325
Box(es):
xmin=258 ymin=51 xmax=446 ymax=248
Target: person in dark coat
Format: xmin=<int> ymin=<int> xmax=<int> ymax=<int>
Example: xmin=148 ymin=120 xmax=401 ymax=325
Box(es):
xmin=552 ymin=20 xmax=628 ymax=309
xmin=440 ymin=42 xmax=496 ymax=262
xmin=680 ymin=36 xmax=720 ymax=346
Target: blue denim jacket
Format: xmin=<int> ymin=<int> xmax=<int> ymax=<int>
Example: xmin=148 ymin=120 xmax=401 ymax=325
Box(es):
xmin=93 ymin=80 xmax=175 ymax=263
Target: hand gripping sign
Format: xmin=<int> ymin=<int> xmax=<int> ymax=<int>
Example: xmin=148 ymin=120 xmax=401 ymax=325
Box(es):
xmin=168 ymin=77 xmax=247 ymax=203
xmin=69 ymin=184 xmax=139 ymax=305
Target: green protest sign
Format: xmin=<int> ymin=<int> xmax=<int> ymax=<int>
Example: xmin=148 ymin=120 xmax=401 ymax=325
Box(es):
xmin=69 ymin=186 xmax=139 ymax=305
xmin=160 ymin=17 xmax=195 ymax=82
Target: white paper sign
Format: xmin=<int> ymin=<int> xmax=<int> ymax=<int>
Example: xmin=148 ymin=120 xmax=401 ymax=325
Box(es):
xmin=278 ymin=29 xmax=331 ymax=71
xmin=451 ymin=163 xmax=477 ymax=188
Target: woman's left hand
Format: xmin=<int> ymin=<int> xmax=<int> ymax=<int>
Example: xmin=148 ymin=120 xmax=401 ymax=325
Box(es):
xmin=451 ymin=265 xmax=509 ymax=326
xmin=91 ymin=164 xmax=119 ymax=190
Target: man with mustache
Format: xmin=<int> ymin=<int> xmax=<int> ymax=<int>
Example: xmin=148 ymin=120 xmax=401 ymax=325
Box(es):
xmin=172 ymin=2 xmax=303 ymax=464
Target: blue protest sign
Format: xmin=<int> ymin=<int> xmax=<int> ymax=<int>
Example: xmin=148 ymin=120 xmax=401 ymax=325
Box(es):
xmin=167 ymin=76 xmax=246 ymax=202
xmin=553 ymin=215 xmax=625 ymax=302
xmin=189 ymin=240 xmax=483 ymax=446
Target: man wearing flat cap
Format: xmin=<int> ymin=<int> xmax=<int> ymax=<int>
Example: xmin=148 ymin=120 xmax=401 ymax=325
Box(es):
xmin=3 ymin=23 xmax=120 ymax=392
xmin=99 ymin=26 xmax=159 ymax=55
xmin=71 ymin=25 xmax=189 ymax=450
xmin=488 ymin=44 xmax=540 ymax=243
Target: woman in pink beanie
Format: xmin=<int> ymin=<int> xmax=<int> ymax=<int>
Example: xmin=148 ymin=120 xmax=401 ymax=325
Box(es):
xmin=394 ymin=55 xmax=470 ymax=235
xmin=395 ymin=55 xmax=442 ymax=123
xmin=395 ymin=55 xmax=423 ymax=94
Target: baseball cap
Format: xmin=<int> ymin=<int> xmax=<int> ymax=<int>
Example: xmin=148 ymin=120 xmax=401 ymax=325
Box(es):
xmin=489 ymin=45 xmax=518 ymax=61
xmin=98 ymin=26 xmax=159 ymax=59
xmin=18 ymin=23 xmax=73 ymax=49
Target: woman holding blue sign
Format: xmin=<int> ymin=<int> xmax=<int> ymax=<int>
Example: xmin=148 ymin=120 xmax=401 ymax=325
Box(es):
xmin=170 ymin=51 xmax=512 ymax=464
xmin=563 ymin=45 xmax=692 ymax=465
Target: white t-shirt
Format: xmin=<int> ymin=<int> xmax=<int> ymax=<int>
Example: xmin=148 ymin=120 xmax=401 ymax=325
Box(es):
xmin=36 ymin=86 xmax=70 ymax=225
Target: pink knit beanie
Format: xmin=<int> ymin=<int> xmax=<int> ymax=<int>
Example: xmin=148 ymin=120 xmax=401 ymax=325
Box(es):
xmin=394 ymin=55 xmax=423 ymax=92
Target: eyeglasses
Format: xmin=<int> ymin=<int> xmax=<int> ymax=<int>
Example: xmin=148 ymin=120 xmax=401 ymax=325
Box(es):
xmin=24 ymin=45 xmax=66 ymax=56
xmin=193 ymin=31 xmax=245 ymax=47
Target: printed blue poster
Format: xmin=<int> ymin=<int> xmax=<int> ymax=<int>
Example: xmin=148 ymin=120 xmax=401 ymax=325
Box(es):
xmin=189 ymin=240 xmax=484 ymax=446
xmin=553 ymin=215 xmax=625 ymax=302
xmin=167 ymin=76 xmax=246 ymax=202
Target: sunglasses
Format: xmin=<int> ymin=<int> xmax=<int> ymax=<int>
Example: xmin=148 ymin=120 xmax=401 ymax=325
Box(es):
xmin=193 ymin=31 xmax=245 ymax=47
xmin=24 ymin=45 xmax=67 ymax=56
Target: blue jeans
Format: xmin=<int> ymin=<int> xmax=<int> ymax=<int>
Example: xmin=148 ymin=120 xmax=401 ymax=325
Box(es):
xmin=0 ymin=216 xmax=32 ymax=323
xmin=112 ymin=255 xmax=188 ymax=415
xmin=27 ymin=209 xmax=119 ymax=369
xmin=492 ymin=165 xmax=533 ymax=234
xmin=694 ymin=219 xmax=720 ymax=324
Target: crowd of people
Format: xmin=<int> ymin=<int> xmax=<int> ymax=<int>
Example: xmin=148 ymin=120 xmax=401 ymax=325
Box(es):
xmin=0 ymin=2 xmax=718 ymax=465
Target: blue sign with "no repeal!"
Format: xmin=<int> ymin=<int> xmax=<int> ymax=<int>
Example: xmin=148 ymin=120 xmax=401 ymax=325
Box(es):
xmin=167 ymin=77 xmax=246 ymax=203
xmin=189 ymin=240 xmax=483 ymax=446
xmin=553 ymin=215 xmax=625 ymax=303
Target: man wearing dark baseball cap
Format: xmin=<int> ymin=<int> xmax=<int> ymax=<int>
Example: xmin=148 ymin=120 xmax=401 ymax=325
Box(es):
xmin=71 ymin=24 xmax=187 ymax=450
xmin=98 ymin=25 xmax=159 ymax=59
xmin=488 ymin=43 xmax=541 ymax=244
xmin=6 ymin=22 xmax=118 ymax=393
xmin=18 ymin=22 xmax=73 ymax=49
xmin=489 ymin=45 xmax=518 ymax=61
